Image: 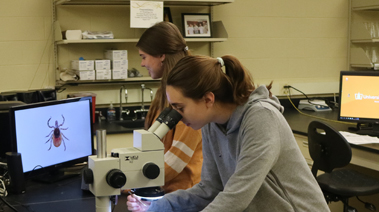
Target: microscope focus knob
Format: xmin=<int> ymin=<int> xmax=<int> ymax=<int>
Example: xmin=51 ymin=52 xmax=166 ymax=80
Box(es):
xmin=82 ymin=168 xmax=94 ymax=184
xmin=143 ymin=162 xmax=160 ymax=179
xmin=106 ymin=169 xmax=127 ymax=188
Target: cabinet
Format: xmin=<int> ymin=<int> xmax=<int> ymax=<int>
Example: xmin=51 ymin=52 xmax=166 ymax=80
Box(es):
xmin=348 ymin=0 xmax=379 ymax=70
xmin=53 ymin=0 xmax=232 ymax=88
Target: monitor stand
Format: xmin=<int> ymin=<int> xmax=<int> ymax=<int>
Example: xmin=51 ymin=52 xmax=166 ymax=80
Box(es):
xmin=351 ymin=123 xmax=379 ymax=137
xmin=32 ymin=169 xmax=79 ymax=184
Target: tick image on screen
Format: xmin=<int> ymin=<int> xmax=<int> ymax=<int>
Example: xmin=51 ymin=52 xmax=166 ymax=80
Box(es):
xmin=45 ymin=115 xmax=69 ymax=151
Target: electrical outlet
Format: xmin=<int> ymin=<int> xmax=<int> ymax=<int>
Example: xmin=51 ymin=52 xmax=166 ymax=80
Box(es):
xmin=282 ymin=85 xmax=290 ymax=95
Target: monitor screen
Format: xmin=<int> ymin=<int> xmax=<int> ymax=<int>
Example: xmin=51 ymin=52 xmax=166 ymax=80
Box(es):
xmin=9 ymin=97 xmax=94 ymax=181
xmin=339 ymin=70 xmax=379 ymax=136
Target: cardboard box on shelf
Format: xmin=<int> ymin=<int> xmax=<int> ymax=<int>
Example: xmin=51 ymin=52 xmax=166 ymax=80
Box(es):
xmin=71 ymin=60 xmax=94 ymax=71
xmin=112 ymin=69 xmax=128 ymax=79
xmin=112 ymin=60 xmax=128 ymax=70
xmin=77 ymin=70 xmax=95 ymax=80
xmin=105 ymin=50 xmax=128 ymax=60
xmin=96 ymin=69 xmax=111 ymax=80
xmin=95 ymin=60 xmax=111 ymax=70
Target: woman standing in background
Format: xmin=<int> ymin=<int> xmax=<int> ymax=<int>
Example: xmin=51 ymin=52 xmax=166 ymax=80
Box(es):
xmin=136 ymin=21 xmax=203 ymax=193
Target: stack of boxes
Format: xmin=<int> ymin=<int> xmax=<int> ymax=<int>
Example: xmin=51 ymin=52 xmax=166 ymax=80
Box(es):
xmin=71 ymin=60 xmax=95 ymax=80
xmin=70 ymin=50 xmax=128 ymax=81
xmin=105 ymin=50 xmax=128 ymax=79
xmin=95 ymin=60 xmax=111 ymax=80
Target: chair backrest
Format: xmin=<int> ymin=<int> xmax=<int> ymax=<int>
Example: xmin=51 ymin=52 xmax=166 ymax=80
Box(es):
xmin=307 ymin=121 xmax=352 ymax=177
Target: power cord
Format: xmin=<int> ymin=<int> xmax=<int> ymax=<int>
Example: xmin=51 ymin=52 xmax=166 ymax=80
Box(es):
xmin=356 ymin=196 xmax=376 ymax=211
xmin=0 ymin=196 xmax=18 ymax=212
xmin=0 ymin=163 xmax=8 ymax=197
xmin=284 ymin=86 xmax=356 ymax=125
xmin=0 ymin=178 xmax=7 ymax=197
xmin=285 ymin=85 xmax=336 ymax=108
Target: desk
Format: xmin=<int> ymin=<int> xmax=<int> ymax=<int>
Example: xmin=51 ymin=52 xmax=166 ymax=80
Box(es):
xmin=1 ymin=176 xmax=129 ymax=212
xmin=283 ymin=108 xmax=379 ymax=171
xmin=2 ymin=107 xmax=379 ymax=212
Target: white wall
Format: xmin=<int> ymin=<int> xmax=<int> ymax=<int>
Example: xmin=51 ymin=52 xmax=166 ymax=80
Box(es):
xmin=0 ymin=0 xmax=55 ymax=92
xmin=213 ymin=0 xmax=349 ymax=96
xmin=0 ymin=0 xmax=349 ymax=102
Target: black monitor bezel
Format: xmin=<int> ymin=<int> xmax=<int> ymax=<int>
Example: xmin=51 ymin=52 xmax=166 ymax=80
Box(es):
xmin=338 ymin=70 xmax=379 ymax=124
xmin=8 ymin=96 xmax=95 ymax=179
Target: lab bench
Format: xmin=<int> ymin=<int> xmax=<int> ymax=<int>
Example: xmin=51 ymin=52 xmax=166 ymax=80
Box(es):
xmin=2 ymin=104 xmax=379 ymax=212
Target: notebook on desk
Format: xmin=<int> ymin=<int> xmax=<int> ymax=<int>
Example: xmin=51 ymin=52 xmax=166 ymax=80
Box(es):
xmin=339 ymin=131 xmax=379 ymax=145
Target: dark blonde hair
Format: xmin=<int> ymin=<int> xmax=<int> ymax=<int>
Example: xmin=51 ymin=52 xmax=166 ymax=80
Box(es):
xmin=137 ymin=22 xmax=190 ymax=128
xmin=167 ymin=55 xmax=272 ymax=105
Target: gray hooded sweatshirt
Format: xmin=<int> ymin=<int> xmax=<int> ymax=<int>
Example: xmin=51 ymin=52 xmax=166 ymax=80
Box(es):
xmin=148 ymin=85 xmax=330 ymax=212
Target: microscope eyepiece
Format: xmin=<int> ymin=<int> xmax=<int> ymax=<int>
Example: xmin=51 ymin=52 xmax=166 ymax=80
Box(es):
xmin=162 ymin=109 xmax=182 ymax=129
xmin=147 ymin=107 xmax=172 ymax=133
xmin=156 ymin=107 xmax=172 ymax=123
xmin=151 ymin=108 xmax=182 ymax=139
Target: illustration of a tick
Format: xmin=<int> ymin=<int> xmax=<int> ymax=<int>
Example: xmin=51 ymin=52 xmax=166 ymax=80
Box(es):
xmin=45 ymin=115 xmax=69 ymax=151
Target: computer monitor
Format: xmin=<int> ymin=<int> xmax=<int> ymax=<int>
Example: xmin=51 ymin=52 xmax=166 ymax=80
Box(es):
xmin=9 ymin=97 xmax=94 ymax=182
xmin=338 ymin=70 xmax=379 ymax=136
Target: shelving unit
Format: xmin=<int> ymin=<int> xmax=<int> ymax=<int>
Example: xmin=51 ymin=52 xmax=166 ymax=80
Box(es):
xmin=348 ymin=0 xmax=379 ymax=70
xmin=55 ymin=21 xmax=228 ymax=44
xmin=53 ymin=0 xmax=232 ymax=88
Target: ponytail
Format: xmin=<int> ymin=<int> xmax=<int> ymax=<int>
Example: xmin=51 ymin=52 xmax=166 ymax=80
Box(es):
xmin=221 ymin=55 xmax=254 ymax=105
xmin=167 ymin=55 xmax=271 ymax=105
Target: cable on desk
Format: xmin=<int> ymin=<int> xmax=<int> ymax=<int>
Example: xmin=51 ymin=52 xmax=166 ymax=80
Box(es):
xmin=284 ymin=87 xmax=356 ymax=125
xmin=286 ymin=85 xmax=332 ymax=107
xmin=0 ymin=179 xmax=7 ymax=197
xmin=0 ymin=196 xmax=18 ymax=212
xmin=0 ymin=163 xmax=9 ymax=198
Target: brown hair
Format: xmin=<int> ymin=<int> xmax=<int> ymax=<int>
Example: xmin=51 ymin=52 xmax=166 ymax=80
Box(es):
xmin=136 ymin=22 xmax=190 ymax=128
xmin=167 ymin=55 xmax=272 ymax=105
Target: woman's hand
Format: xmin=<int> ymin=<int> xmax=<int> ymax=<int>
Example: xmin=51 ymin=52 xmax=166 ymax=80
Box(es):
xmin=126 ymin=194 xmax=151 ymax=212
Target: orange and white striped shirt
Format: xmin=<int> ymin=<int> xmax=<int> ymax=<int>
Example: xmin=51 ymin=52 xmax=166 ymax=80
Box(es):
xmin=160 ymin=120 xmax=202 ymax=193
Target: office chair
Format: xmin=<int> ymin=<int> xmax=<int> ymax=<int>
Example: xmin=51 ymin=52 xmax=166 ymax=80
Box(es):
xmin=308 ymin=121 xmax=379 ymax=212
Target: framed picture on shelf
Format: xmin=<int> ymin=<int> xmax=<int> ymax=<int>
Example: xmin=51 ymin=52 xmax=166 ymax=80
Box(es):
xmin=182 ymin=13 xmax=211 ymax=38
xmin=164 ymin=7 xmax=173 ymax=23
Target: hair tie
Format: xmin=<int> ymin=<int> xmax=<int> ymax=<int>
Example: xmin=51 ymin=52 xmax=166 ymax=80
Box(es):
xmin=216 ymin=57 xmax=226 ymax=74
xmin=216 ymin=57 xmax=224 ymax=67
xmin=184 ymin=46 xmax=188 ymax=51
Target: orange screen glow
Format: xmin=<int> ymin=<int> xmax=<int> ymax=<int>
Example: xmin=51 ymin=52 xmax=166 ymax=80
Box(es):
xmin=340 ymin=75 xmax=379 ymax=119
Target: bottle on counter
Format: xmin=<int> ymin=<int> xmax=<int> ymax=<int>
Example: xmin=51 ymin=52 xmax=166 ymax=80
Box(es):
xmin=107 ymin=102 xmax=116 ymax=122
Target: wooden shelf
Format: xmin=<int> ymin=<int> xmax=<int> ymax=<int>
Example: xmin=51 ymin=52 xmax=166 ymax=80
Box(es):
xmin=55 ymin=0 xmax=234 ymax=6
xmin=56 ymin=77 xmax=160 ymax=87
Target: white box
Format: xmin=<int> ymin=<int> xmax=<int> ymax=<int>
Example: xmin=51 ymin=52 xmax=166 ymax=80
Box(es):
xmin=77 ymin=70 xmax=95 ymax=80
xmin=105 ymin=50 xmax=128 ymax=60
xmin=95 ymin=60 xmax=111 ymax=70
xmin=112 ymin=60 xmax=128 ymax=70
xmin=71 ymin=60 xmax=94 ymax=70
xmin=96 ymin=69 xmax=112 ymax=80
xmin=64 ymin=30 xmax=82 ymax=40
xmin=112 ymin=69 xmax=128 ymax=79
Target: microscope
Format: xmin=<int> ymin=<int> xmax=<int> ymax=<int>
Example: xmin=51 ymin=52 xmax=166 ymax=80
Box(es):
xmin=83 ymin=108 xmax=182 ymax=212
